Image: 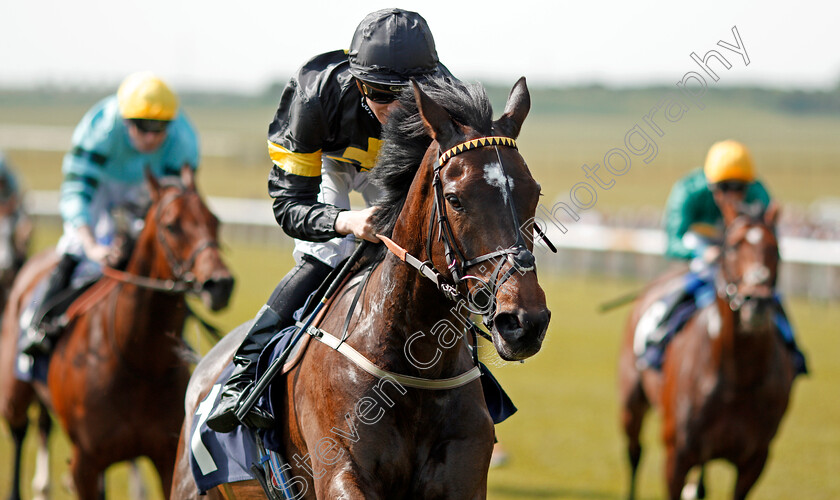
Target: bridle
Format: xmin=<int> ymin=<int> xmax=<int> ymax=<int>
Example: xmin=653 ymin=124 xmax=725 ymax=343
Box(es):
xmin=381 ymin=135 xmax=551 ymax=328
xmin=716 ymin=212 xmax=778 ymax=311
xmin=102 ymin=185 xmax=219 ymax=295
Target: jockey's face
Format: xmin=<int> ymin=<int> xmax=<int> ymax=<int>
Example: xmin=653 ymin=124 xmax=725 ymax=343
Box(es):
xmin=126 ymin=120 xmax=169 ymax=153
xmin=366 ymin=98 xmax=401 ymax=124
xmin=711 ymin=180 xmax=748 ymax=209
xmin=356 ymin=80 xmax=402 ymax=125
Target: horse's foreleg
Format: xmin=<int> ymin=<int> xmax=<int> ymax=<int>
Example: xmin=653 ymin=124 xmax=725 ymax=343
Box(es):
xmin=31 ymin=402 xmax=52 ymax=500
xmin=664 ymin=447 xmax=691 ymax=500
xmin=680 ymin=466 xmax=707 ymax=500
xmin=128 ymin=460 xmax=148 ymax=500
xmin=696 ymin=466 xmax=706 ymax=499
xmin=322 ymin=471 xmax=381 ymax=500
xmin=733 ymin=450 xmax=768 ymax=500
xmin=7 ymin=422 xmax=26 ymax=500
xmin=149 ymin=450 xmax=176 ymax=500
xmin=69 ymin=448 xmax=103 ymax=500
xmin=621 ymin=383 xmax=648 ymax=500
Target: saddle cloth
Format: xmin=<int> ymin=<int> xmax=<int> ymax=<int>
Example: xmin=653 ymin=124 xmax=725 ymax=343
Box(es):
xmin=189 ymin=326 xmax=300 ymax=494
xmin=189 ymin=316 xmax=518 ymax=493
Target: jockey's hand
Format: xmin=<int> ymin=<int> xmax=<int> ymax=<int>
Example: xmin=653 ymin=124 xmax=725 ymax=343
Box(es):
xmin=78 ymin=225 xmax=116 ymax=265
xmin=84 ymin=242 xmax=111 ymax=265
xmin=702 ymin=245 xmax=721 ymax=263
xmin=334 ymin=206 xmax=381 ymax=243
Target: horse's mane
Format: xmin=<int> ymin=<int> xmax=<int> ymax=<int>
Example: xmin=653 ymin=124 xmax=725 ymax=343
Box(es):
xmin=370 ymin=76 xmax=494 ymax=237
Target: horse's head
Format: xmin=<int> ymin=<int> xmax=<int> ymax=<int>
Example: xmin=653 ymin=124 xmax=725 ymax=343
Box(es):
xmin=143 ymin=166 xmax=234 ymax=311
xmin=719 ymin=201 xmax=780 ymax=330
xmin=380 ymin=77 xmax=550 ymax=361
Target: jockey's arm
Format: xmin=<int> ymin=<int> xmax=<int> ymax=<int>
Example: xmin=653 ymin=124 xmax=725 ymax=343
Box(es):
xmin=663 ymin=181 xmax=695 ymax=260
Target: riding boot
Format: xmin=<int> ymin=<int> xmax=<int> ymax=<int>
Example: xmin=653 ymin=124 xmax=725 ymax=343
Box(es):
xmin=206 ymin=305 xmax=285 ymax=433
xmin=21 ymin=254 xmax=79 ymax=356
xmin=773 ymin=300 xmax=808 ymax=376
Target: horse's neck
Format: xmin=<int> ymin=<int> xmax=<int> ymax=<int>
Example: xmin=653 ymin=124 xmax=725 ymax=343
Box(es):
xmin=119 ymin=225 xmax=188 ymax=332
xmin=360 ymin=251 xmax=475 ymax=379
xmin=715 ymin=301 xmax=779 ymax=387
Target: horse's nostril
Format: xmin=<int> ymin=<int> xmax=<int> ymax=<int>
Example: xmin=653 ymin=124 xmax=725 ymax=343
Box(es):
xmin=494 ymin=312 xmax=524 ymax=338
xmin=203 ymin=276 xmax=234 ymax=303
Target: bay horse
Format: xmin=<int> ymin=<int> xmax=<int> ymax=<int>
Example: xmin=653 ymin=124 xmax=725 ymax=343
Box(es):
xmin=171 ymin=77 xmax=551 ymax=499
xmin=0 ymin=166 xmax=234 ymax=499
xmin=618 ymin=200 xmax=796 ymax=500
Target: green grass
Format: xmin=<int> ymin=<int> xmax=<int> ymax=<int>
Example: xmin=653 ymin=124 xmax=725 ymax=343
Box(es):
xmin=1 ymin=233 xmax=837 ymax=499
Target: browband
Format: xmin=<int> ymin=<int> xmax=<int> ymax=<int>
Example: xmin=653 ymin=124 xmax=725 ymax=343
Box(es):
xmin=438 ymin=136 xmax=517 ymax=167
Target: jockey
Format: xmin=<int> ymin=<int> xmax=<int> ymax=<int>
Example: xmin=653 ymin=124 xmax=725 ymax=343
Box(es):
xmin=207 ymin=8 xmax=454 ymax=432
xmin=21 ymin=72 xmax=199 ymax=356
xmin=639 ymin=140 xmax=807 ymax=374
xmin=0 ymin=152 xmax=31 ymax=263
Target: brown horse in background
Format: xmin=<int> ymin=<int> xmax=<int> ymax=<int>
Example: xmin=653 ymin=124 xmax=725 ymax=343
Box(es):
xmin=171 ymin=77 xmax=550 ymax=499
xmin=0 ymin=166 xmax=234 ymax=499
xmin=618 ymin=201 xmax=796 ymax=500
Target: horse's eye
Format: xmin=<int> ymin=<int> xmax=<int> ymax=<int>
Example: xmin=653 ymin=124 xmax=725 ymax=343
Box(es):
xmin=165 ymin=222 xmax=180 ymax=234
xmin=445 ymin=194 xmax=464 ymax=211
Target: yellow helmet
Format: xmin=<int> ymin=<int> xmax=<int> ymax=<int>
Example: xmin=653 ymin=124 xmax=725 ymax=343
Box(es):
xmin=703 ymin=140 xmax=755 ymax=184
xmin=117 ymin=72 xmax=178 ymax=121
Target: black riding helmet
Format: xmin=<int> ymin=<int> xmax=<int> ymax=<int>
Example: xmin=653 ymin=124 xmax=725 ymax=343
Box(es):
xmin=348 ymin=8 xmax=440 ymax=88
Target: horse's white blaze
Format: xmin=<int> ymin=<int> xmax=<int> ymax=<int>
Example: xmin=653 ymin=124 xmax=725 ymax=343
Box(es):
xmin=706 ymin=306 xmax=721 ymax=339
xmin=746 ymin=227 xmax=764 ymax=245
xmin=484 ymin=162 xmax=514 ymax=205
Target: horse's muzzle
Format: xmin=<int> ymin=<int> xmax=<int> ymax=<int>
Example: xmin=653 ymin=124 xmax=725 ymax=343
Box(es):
xmin=493 ymin=307 xmax=550 ymax=360
xmin=201 ymin=274 xmax=235 ymax=311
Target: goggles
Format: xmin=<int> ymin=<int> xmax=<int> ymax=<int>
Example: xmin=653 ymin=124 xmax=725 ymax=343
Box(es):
xmin=129 ymin=118 xmax=170 ymax=134
xmin=713 ymin=180 xmax=748 ymax=193
xmin=359 ymin=81 xmax=403 ymax=104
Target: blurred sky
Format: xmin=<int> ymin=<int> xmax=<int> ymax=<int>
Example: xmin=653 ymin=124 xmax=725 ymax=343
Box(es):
xmin=1 ymin=0 xmax=838 ymax=93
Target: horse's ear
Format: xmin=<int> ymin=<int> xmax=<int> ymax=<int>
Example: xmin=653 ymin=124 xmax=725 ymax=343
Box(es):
xmin=181 ymin=164 xmax=196 ymax=191
xmin=412 ymin=79 xmax=458 ymax=148
xmin=493 ymin=77 xmax=530 ymax=140
xmin=765 ymin=201 xmax=780 ymax=227
xmin=145 ymin=167 xmax=161 ymax=202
